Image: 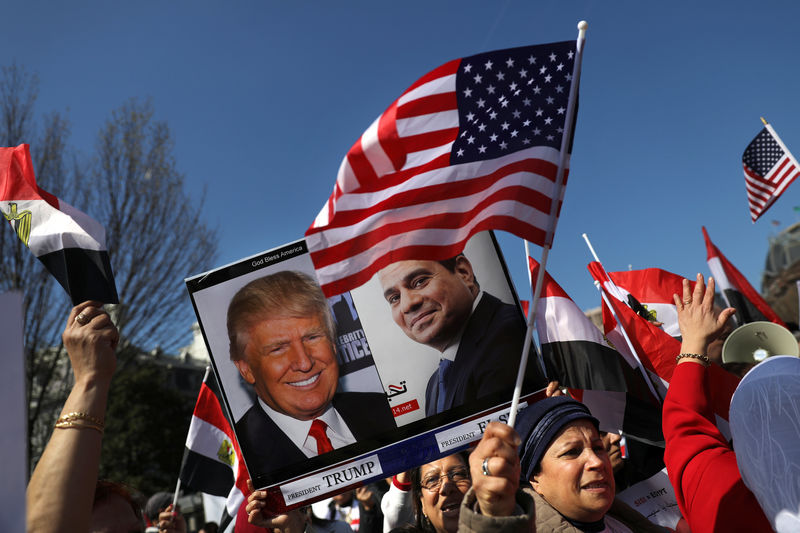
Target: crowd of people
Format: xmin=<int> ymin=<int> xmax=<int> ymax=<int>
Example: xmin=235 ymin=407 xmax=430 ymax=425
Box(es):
xmin=25 ymin=272 xmax=800 ymax=532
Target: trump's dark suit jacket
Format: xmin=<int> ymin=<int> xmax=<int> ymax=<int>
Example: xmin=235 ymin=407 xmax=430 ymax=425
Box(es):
xmin=424 ymin=292 xmax=546 ymax=415
xmin=236 ymin=391 xmax=394 ymax=479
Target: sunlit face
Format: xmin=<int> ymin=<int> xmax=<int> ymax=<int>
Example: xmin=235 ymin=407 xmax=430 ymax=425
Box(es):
xmin=90 ymin=494 xmax=143 ymax=533
xmin=531 ymin=420 xmax=614 ymax=522
xmin=419 ymin=455 xmax=472 ymax=533
xmin=378 ymin=258 xmax=477 ymax=352
xmin=234 ymin=314 xmax=339 ymax=420
xmin=600 ymin=431 xmax=624 ymax=474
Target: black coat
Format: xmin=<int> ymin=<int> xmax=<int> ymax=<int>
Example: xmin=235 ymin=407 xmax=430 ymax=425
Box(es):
xmin=424 ymin=292 xmax=545 ymax=415
xmin=236 ymin=391 xmax=395 ymax=480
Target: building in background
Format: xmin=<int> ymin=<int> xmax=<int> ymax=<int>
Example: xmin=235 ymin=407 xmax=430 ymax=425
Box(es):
xmin=762 ymin=222 xmax=800 ymax=330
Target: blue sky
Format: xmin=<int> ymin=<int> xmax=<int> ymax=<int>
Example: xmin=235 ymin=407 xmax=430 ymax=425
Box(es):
xmin=4 ymin=1 xmax=800 ymax=316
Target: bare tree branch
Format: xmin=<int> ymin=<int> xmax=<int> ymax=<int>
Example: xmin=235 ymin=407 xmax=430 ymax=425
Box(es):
xmin=1 ymin=68 xmax=217 ymax=471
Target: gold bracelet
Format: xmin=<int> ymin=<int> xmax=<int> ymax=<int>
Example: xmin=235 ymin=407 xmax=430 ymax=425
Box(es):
xmin=675 ymin=353 xmax=711 ymax=367
xmin=55 ymin=420 xmax=104 ymax=434
xmin=57 ymin=411 xmax=105 ymax=428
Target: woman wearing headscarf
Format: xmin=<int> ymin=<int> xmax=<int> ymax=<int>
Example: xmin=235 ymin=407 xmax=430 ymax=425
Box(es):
xmin=662 ymin=273 xmax=786 ymax=532
xmin=512 ymin=396 xmax=664 ymax=532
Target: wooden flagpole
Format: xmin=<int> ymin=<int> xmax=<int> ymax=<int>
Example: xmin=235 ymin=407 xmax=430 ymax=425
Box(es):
xmin=508 ymin=21 xmax=588 ymax=429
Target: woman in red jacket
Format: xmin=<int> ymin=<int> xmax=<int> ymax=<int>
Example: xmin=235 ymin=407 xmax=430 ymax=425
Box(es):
xmin=663 ymin=273 xmax=771 ymax=533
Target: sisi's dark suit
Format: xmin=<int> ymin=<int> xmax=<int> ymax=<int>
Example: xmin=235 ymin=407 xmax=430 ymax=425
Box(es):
xmin=235 ymin=391 xmax=394 ymax=478
xmin=424 ymin=292 xmax=546 ymax=415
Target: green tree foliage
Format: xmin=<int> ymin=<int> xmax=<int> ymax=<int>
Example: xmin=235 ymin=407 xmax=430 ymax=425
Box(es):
xmin=99 ymin=361 xmax=194 ymax=495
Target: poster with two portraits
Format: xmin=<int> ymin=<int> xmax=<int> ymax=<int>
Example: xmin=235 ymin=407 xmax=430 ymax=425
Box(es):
xmin=186 ymin=231 xmax=547 ymax=511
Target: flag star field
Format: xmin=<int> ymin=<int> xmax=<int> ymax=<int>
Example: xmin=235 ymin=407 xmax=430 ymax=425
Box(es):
xmin=452 ymin=41 xmax=575 ymax=163
xmin=743 ymin=129 xmax=784 ymax=176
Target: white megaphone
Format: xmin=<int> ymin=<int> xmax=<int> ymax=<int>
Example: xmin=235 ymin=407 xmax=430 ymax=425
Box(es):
xmin=721 ymin=321 xmax=799 ymax=364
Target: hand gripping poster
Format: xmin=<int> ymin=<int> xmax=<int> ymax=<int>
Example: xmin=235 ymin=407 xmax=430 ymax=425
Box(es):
xmin=186 ymin=231 xmax=547 ymax=511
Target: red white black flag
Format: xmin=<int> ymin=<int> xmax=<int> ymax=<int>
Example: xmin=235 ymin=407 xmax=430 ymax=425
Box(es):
xmin=0 ymin=144 xmax=118 ymax=304
xmin=529 ymin=258 xmax=663 ymax=443
xmin=588 ymin=261 xmax=741 ymax=423
xmin=179 ymin=368 xmax=248 ymax=531
xmin=702 ymin=226 xmax=785 ymax=327
xmin=605 ymin=267 xmax=694 ymax=339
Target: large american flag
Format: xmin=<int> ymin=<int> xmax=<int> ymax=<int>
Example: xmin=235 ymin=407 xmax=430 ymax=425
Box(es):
xmin=306 ymin=41 xmax=580 ymax=296
xmin=742 ymin=124 xmax=800 ymax=222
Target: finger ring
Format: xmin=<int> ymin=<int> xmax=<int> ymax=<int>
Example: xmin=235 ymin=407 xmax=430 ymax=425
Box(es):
xmin=683 ymin=299 xmax=692 ymax=305
xmin=481 ymin=457 xmax=492 ymax=476
xmin=75 ymin=313 xmax=88 ymax=325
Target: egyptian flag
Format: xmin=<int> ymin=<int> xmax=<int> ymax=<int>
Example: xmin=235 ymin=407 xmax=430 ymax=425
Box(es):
xmin=607 ymin=268 xmax=695 ymax=339
xmin=589 ymin=261 xmax=741 ymax=424
xmin=703 ymin=226 xmax=784 ymax=327
xmin=531 ymin=256 xmax=630 ymax=392
xmin=179 ymin=368 xmax=248 ymax=532
xmin=530 ymin=258 xmax=663 ymax=444
xmin=0 ymin=144 xmax=118 ymax=304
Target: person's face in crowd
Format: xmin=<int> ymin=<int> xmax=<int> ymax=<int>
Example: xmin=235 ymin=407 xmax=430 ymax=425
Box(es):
xmin=419 ymin=454 xmax=472 ymax=533
xmin=234 ymin=313 xmax=339 ymax=421
xmin=531 ymin=419 xmax=615 ymax=523
xmin=600 ymin=431 xmax=624 ymax=474
xmin=379 ymin=257 xmax=477 ymax=352
xmin=90 ymin=494 xmax=143 ymax=533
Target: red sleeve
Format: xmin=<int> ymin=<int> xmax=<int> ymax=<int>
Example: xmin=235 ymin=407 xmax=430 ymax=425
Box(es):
xmin=392 ymin=474 xmax=412 ymax=491
xmin=663 ymin=363 xmax=770 ymax=533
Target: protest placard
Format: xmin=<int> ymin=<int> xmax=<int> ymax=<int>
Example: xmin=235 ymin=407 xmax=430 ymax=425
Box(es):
xmin=186 ymin=231 xmax=546 ymax=510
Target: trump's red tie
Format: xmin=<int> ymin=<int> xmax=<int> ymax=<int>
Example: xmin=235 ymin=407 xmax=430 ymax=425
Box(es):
xmin=309 ymin=419 xmax=334 ymax=454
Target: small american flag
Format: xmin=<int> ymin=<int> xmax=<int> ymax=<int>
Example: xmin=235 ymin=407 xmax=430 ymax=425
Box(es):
xmin=742 ymin=123 xmax=800 ymax=222
xmin=306 ymin=40 xmax=580 ymax=296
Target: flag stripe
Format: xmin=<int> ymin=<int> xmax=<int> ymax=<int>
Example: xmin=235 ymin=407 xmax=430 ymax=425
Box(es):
xmin=1 ymin=198 xmax=106 ymax=255
xmin=396 ymin=92 xmax=458 ymax=120
xmin=347 ymin=138 xmax=381 ymax=185
xmin=308 ymin=147 xmax=562 ymax=227
xmin=606 ymin=267 xmax=693 ymax=338
xmin=401 ymin=128 xmax=460 ymax=154
xmin=181 ymin=448 xmax=236 ymax=497
xmin=377 ymin=103 xmax=405 ymax=171
xmin=360 ymin=115 xmax=398 ymax=178
xmin=0 ymin=147 xmax=59 ymax=207
xmin=397 ymin=67 xmax=458 ymax=106
xmin=185 ymin=416 xmax=236 ymax=464
xmin=317 ymin=214 xmax=548 ymax=296
xmin=310 ymin=194 xmax=558 ymax=278
xmin=404 ymin=143 xmax=455 ymax=170
xmin=396 ymin=110 xmax=460 ymax=138
xmin=38 ymin=248 xmax=118 ymax=304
